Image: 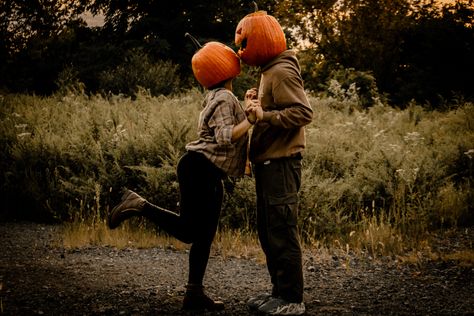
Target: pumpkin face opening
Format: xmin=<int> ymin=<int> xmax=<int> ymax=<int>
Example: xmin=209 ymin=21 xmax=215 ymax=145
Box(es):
xmin=240 ymin=38 xmax=247 ymax=50
xmin=235 ymin=10 xmax=286 ymax=67
xmin=189 ymin=40 xmax=241 ymax=89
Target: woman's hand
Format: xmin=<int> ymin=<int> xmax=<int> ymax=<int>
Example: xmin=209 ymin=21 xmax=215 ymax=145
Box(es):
xmin=245 ymin=100 xmax=261 ymax=124
xmin=246 ymin=102 xmax=263 ymax=122
xmin=244 ymin=88 xmax=262 ymax=124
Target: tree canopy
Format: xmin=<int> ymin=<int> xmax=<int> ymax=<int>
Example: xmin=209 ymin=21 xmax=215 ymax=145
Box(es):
xmin=0 ymin=0 xmax=472 ymax=107
xmin=275 ymin=0 xmax=474 ymax=106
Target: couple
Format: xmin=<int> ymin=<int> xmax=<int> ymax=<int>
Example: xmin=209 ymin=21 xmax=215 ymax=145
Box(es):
xmin=108 ymin=24 xmax=313 ymax=316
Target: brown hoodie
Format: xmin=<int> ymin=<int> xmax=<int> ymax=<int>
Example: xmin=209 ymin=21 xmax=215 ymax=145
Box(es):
xmin=249 ymin=50 xmax=313 ymax=163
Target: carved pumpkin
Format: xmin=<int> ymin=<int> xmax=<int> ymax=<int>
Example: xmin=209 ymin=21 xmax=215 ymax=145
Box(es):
xmin=186 ymin=33 xmax=241 ymax=89
xmin=235 ymin=4 xmax=286 ymax=66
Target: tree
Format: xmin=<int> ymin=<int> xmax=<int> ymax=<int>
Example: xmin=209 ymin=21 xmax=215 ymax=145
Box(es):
xmin=0 ymin=0 xmax=80 ymax=54
xmin=0 ymin=0 xmax=85 ymax=93
xmin=275 ymin=0 xmax=411 ymax=101
xmin=276 ymin=0 xmax=474 ymax=107
xmin=0 ymin=0 xmax=279 ymax=95
xmin=81 ymin=0 xmax=277 ymax=73
xmin=396 ymin=0 xmax=474 ymax=105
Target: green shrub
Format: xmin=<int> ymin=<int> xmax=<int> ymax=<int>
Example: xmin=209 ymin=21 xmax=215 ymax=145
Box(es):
xmin=0 ymin=91 xmax=472 ymax=245
xmin=220 ymin=176 xmax=257 ymax=232
xmin=98 ymin=49 xmax=182 ymax=97
xmin=300 ymin=97 xmax=474 ymax=241
xmin=0 ymin=90 xmax=201 ymax=221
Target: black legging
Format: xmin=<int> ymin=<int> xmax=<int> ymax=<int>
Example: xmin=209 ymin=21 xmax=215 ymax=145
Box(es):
xmin=141 ymin=151 xmax=224 ymax=285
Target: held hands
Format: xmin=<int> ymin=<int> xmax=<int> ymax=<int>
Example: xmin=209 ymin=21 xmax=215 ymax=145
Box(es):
xmin=231 ymin=89 xmax=261 ymax=143
xmin=246 ymin=103 xmax=263 ymax=124
xmin=245 ymin=88 xmax=258 ymax=101
xmin=244 ymin=88 xmax=263 ymax=124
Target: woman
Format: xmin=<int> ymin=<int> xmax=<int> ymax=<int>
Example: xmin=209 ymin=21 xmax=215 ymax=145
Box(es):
xmin=108 ymin=40 xmax=258 ymax=311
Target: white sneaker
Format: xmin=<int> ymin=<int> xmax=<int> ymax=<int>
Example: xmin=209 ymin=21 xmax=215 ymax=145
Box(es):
xmin=258 ymin=297 xmax=305 ymax=315
xmin=246 ymin=292 xmax=272 ymax=310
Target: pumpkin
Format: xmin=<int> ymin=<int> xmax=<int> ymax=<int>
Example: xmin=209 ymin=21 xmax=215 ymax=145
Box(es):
xmin=186 ymin=33 xmax=241 ymax=89
xmin=235 ymin=3 xmax=286 ymax=66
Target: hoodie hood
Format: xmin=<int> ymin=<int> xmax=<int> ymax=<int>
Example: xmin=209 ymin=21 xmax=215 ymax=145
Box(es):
xmin=261 ymin=50 xmax=300 ymax=73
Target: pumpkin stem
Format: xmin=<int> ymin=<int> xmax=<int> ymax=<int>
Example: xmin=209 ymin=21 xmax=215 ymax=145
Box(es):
xmin=185 ymin=33 xmax=202 ymax=50
xmin=252 ymin=1 xmax=258 ymax=12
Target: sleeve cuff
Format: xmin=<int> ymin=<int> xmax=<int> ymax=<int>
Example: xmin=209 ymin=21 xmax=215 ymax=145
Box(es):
xmin=262 ymin=111 xmax=281 ymax=126
xmin=262 ymin=111 xmax=274 ymax=121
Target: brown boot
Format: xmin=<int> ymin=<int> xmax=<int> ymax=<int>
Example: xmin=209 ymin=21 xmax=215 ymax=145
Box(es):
xmin=108 ymin=189 xmax=147 ymax=229
xmin=182 ymin=284 xmax=224 ymax=311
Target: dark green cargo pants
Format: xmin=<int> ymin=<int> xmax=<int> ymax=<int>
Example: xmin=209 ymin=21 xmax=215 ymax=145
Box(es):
xmin=254 ymin=155 xmax=304 ymax=303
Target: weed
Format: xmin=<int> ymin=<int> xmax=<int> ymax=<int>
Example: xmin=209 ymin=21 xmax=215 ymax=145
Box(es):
xmin=1 ymin=91 xmax=472 ymax=259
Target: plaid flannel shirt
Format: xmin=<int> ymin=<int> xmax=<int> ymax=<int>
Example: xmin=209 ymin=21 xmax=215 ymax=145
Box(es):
xmin=185 ymin=88 xmax=248 ymax=177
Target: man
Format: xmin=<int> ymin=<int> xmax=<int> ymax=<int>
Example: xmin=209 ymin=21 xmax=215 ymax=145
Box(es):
xmin=245 ymin=48 xmax=313 ymax=315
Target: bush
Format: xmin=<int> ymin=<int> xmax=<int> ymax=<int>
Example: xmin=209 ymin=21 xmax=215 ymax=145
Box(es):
xmin=98 ymin=49 xmax=182 ymax=97
xmin=0 ymin=90 xmax=201 ymax=221
xmin=300 ymin=97 xmax=474 ymax=241
xmin=323 ymin=67 xmax=382 ymax=109
xmin=0 ymin=91 xmax=472 ymax=246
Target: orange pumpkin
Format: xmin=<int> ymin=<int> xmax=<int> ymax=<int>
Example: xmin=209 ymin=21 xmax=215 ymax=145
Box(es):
xmin=186 ymin=33 xmax=241 ymax=89
xmin=235 ymin=4 xmax=286 ymax=66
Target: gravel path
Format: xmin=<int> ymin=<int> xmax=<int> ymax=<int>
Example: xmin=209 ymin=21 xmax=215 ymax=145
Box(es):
xmin=0 ymin=222 xmax=473 ymax=315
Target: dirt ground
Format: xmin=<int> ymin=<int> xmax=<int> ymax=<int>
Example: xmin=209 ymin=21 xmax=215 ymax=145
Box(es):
xmin=0 ymin=222 xmax=473 ymax=315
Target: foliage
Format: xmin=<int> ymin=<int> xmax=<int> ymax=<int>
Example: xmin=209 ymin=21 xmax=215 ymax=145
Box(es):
xmin=299 ymin=96 xmax=474 ymax=244
xmin=1 ymin=0 xmax=473 ymax=107
xmin=98 ymin=49 xmax=182 ymax=96
xmin=0 ymin=0 xmax=81 ymax=55
xmin=0 ymin=90 xmax=201 ymax=221
xmin=277 ymin=0 xmax=474 ymax=107
xmin=396 ymin=0 xmax=474 ymax=105
xmin=0 ymin=1 xmax=86 ymax=94
xmin=0 ymin=91 xmax=472 ymax=251
xmin=83 ymin=0 xmax=278 ymax=89
xmin=319 ymin=67 xmax=382 ymax=109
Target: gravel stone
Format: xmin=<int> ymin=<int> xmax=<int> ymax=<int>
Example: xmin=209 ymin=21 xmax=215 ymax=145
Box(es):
xmin=0 ymin=222 xmax=473 ymax=315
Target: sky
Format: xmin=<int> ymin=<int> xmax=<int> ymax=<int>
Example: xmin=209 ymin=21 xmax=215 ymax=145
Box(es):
xmin=81 ymin=12 xmax=105 ymax=27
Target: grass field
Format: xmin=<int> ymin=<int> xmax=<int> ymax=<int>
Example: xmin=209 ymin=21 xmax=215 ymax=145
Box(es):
xmin=1 ymin=89 xmax=473 ymax=259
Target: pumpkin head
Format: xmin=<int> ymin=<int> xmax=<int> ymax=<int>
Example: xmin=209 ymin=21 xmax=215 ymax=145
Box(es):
xmin=235 ymin=8 xmax=286 ymax=66
xmin=187 ymin=34 xmax=241 ymax=89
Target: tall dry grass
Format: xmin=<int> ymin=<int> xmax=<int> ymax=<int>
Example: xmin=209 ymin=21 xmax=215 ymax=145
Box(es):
xmin=298 ymin=95 xmax=473 ymax=255
xmin=0 ymin=88 xmax=472 ymax=259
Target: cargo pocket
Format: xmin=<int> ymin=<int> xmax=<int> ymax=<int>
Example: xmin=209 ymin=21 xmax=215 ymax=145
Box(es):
xmin=267 ymin=193 xmax=298 ymax=229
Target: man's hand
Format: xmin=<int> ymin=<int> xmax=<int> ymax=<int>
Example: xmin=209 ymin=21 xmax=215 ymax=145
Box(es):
xmin=245 ymin=88 xmax=258 ymax=101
